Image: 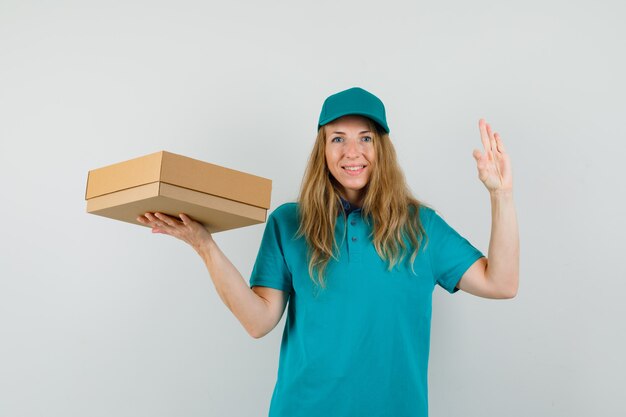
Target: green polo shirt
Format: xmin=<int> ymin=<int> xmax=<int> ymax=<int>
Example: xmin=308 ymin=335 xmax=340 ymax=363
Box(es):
xmin=249 ymin=202 xmax=484 ymax=417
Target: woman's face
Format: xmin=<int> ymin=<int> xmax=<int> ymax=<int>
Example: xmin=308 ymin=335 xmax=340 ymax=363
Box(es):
xmin=324 ymin=115 xmax=376 ymax=206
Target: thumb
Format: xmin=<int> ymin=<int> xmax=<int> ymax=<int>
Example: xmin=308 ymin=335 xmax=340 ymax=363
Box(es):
xmin=472 ymin=149 xmax=482 ymax=162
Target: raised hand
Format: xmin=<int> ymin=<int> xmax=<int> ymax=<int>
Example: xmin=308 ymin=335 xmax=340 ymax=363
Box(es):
xmin=472 ymin=118 xmax=513 ymax=193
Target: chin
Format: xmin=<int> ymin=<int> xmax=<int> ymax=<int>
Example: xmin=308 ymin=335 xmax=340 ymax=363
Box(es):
xmin=340 ymin=183 xmax=368 ymax=194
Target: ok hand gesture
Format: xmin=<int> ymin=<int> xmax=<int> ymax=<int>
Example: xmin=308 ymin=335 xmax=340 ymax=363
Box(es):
xmin=472 ymin=118 xmax=513 ymax=193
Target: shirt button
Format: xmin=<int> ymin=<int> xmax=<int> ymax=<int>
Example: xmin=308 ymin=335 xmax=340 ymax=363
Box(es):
xmin=352 ymin=236 xmax=357 ymax=242
xmin=350 ymin=220 xmax=356 ymax=226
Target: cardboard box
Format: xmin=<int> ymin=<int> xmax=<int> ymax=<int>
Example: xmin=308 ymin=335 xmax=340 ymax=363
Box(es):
xmin=85 ymin=151 xmax=272 ymax=233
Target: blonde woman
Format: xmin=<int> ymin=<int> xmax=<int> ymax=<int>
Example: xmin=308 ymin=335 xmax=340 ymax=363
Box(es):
xmin=138 ymin=87 xmax=519 ymax=417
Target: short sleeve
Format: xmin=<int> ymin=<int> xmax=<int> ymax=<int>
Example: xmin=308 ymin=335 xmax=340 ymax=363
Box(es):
xmin=426 ymin=209 xmax=485 ymax=294
xmin=249 ymin=210 xmax=294 ymax=294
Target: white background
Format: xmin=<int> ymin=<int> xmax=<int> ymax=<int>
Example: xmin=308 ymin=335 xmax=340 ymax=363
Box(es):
xmin=1 ymin=1 xmax=625 ymax=416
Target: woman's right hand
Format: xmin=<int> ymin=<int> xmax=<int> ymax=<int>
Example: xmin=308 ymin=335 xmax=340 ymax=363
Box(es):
xmin=136 ymin=212 xmax=214 ymax=253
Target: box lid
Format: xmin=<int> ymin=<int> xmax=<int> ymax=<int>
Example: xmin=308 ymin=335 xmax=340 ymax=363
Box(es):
xmin=85 ymin=151 xmax=272 ymax=209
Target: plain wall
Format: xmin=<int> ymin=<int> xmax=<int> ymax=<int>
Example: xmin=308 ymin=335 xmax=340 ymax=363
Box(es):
xmin=1 ymin=0 xmax=624 ymax=416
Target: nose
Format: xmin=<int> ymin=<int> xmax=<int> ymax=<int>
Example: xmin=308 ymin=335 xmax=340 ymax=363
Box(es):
xmin=344 ymin=138 xmax=360 ymax=158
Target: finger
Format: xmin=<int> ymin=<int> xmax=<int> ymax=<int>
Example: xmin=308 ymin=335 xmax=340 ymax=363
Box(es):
xmin=495 ymin=133 xmax=506 ymax=153
xmin=484 ymin=124 xmax=503 ymax=180
xmin=137 ymin=214 xmax=162 ymax=234
xmin=486 ymin=124 xmax=502 ymax=181
xmin=142 ymin=212 xmax=156 ymax=226
xmin=145 ymin=212 xmax=159 ymax=225
xmin=179 ymin=213 xmax=193 ymax=226
xmin=180 ymin=213 xmax=203 ymax=228
xmin=145 ymin=213 xmax=170 ymax=231
xmin=139 ymin=214 xmax=160 ymax=233
xmin=472 ymin=149 xmax=482 ymax=162
xmin=486 ymin=123 xmax=498 ymax=155
xmin=154 ymin=212 xmax=181 ymax=227
xmin=478 ymin=119 xmax=491 ymax=153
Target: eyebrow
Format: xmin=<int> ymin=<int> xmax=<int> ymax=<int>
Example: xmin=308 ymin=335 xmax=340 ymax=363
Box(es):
xmin=330 ymin=131 xmax=372 ymax=135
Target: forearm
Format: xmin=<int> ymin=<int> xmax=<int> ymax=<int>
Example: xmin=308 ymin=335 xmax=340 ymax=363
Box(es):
xmin=486 ymin=190 xmax=520 ymax=297
xmin=195 ymin=239 xmax=270 ymax=338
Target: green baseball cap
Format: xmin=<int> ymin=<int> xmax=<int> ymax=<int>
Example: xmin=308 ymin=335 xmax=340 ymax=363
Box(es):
xmin=317 ymin=87 xmax=390 ymax=133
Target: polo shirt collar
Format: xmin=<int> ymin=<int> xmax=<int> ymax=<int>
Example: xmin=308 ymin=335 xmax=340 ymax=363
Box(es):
xmin=339 ymin=195 xmax=361 ymax=216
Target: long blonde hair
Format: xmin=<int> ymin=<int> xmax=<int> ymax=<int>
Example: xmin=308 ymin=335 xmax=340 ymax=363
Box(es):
xmin=296 ymin=118 xmax=429 ymax=289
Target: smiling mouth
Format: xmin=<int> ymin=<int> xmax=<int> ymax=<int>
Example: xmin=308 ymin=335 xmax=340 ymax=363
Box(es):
xmin=341 ymin=165 xmax=367 ymax=175
xmin=342 ymin=165 xmax=366 ymax=171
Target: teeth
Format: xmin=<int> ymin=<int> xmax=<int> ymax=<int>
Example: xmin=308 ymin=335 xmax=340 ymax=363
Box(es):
xmin=344 ymin=166 xmax=364 ymax=171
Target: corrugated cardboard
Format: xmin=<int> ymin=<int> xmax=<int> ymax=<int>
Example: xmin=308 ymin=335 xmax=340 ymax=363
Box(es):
xmin=85 ymin=151 xmax=272 ymax=233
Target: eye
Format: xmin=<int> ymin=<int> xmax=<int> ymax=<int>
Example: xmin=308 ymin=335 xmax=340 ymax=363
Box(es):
xmin=331 ymin=137 xmax=343 ymax=143
xmin=361 ymin=136 xmax=373 ymax=142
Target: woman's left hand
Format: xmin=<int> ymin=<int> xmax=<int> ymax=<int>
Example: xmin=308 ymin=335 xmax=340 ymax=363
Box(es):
xmin=472 ymin=118 xmax=513 ymax=193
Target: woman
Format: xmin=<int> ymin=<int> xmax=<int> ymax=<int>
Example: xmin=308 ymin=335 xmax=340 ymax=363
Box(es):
xmin=137 ymin=87 xmax=519 ymax=417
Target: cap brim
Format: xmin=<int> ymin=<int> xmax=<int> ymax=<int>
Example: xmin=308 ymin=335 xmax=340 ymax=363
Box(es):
xmin=318 ymin=111 xmax=389 ymax=133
